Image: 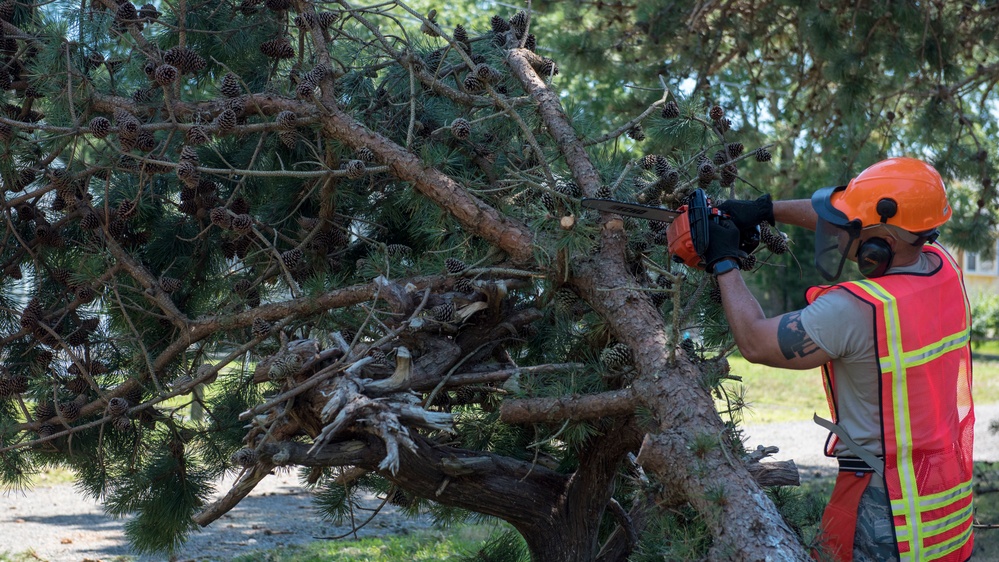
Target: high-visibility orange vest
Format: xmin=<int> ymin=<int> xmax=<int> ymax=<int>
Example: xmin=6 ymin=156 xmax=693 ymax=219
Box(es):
xmin=806 ymin=244 xmax=974 ymax=561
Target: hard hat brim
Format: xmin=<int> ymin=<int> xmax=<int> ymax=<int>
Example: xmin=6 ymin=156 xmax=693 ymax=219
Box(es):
xmin=811 ymin=185 xmax=852 ymax=226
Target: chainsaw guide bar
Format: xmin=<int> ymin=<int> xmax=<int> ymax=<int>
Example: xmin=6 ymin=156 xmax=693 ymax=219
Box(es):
xmin=579 ymin=199 xmax=682 ymax=223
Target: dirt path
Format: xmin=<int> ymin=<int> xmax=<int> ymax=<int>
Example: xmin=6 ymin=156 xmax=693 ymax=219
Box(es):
xmin=3 ymin=404 xmax=997 ymax=562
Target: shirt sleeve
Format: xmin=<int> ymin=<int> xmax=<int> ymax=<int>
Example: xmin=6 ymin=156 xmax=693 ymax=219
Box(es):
xmin=800 ymin=289 xmax=875 ymax=362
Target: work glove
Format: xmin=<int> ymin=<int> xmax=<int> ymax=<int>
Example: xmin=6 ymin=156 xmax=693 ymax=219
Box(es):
xmin=716 ymin=194 xmax=775 ymax=233
xmin=703 ymin=218 xmax=747 ymax=273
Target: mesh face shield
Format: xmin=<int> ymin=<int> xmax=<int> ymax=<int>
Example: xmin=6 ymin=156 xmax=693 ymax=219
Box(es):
xmin=811 ymin=185 xmax=861 ymax=282
xmin=814 ymin=216 xmax=862 ymax=281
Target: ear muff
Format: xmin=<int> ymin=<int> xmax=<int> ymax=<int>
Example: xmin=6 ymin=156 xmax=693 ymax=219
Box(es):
xmin=857 ymin=237 xmax=894 ymax=278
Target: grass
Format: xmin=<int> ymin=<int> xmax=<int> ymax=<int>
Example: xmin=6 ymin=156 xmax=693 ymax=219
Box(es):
xmin=724 ymin=355 xmax=999 ymax=425
xmin=230 ymin=525 xmax=497 ymax=562
xmin=974 ymin=339 xmax=999 ymax=356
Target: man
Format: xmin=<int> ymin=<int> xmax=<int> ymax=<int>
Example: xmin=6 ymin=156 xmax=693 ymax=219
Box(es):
xmin=702 ymin=157 xmax=974 ymax=561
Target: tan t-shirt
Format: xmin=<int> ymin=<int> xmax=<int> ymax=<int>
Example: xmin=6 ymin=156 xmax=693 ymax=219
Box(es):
xmin=800 ymin=251 xmax=940 ymax=457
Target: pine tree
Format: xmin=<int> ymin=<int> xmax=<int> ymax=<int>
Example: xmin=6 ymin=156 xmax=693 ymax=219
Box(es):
xmin=1 ymin=2 xmax=995 ymax=561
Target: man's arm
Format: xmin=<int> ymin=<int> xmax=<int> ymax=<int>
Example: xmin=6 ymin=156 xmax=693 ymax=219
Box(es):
xmin=773 ymin=200 xmax=817 ymax=231
xmin=714 ymin=267 xmax=831 ymax=369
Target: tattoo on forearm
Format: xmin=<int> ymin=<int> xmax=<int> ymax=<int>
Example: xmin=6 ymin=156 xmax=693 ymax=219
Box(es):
xmin=777 ymin=312 xmax=820 ymax=360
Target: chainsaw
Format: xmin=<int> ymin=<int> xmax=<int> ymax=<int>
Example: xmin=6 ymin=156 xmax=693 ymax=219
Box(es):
xmin=581 ymin=189 xmax=760 ymax=268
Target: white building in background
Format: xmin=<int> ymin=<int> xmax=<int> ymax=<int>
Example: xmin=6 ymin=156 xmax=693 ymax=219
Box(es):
xmin=958 ymin=239 xmax=999 ymax=299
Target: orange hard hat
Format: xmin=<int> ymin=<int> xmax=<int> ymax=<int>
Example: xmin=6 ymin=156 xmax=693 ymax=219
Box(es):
xmin=812 ymin=157 xmax=952 ymax=232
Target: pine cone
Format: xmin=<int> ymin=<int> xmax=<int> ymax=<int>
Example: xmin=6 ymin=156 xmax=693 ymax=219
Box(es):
xmin=0 ymin=0 xmax=13 ymax=22
xmin=113 ymin=108 xmax=140 ymax=135
xmin=154 ymin=64 xmax=177 ymax=86
xmin=600 ymin=343 xmax=632 ymax=370
xmin=186 ymin=125 xmax=210 ymax=146
xmin=231 ymin=448 xmax=259 ymax=467
xmin=453 ymin=24 xmax=470 ymax=51
xmin=650 ymin=291 xmax=669 ymax=308
xmin=386 ymin=244 xmax=411 ymax=257
xmin=65 ymin=377 xmax=89 ymax=394
xmin=59 ymin=401 xmax=81 ymax=422
xmin=112 ymin=416 xmax=131 ymax=432
xmin=720 ymin=164 xmax=738 ymax=188
xmin=317 ymin=11 xmax=339 ymax=28
xmin=294 ymin=12 xmax=316 ymax=29
xmin=115 ymin=2 xmax=138 ymax=22
xmin=260 ymin=37 xmax=295 ymax=59
xmin=760 ymin=223 xmax=789 ymax=254
xmin=726 ymin=142 xmax=745 ymax=159
xmin=160 ymin=276 xmax=182 ymax=293
xmin=35 ymin=401 xmax=55 ymax=420
xmin=627 ymin=124 xmax=646 ymax=141
xmin=509 ymin=10 xmax=529 ymax=36
xmin=444 ymin=257 xmax=468 ymax=274
xmin=716 ymin=117 xmax=732 ymax=133
xmin=462 ymin=74 xmax=484 ymax=93
xmin=474 ymin=63 xmax=500 ymax=83
xmin=117 ymin=198 xmax=137 ymax=220
xmin=107 ymin=397 xmax=129 ymax=417
xmin=430 ymin=303 xmax=455 ymax=322
xmin=0 ymin=375 xmax=28 ymax=397
xmin=163 ymin=47 xmax=206 ymax=74
xmin=709 ymin=283 xmax=723 ymax=304
xmin=524 ymin=33 xmax=537 ymax=51
xmin=210 ymin=207 xmax=232 ymax=229
xmin=176 ymin=159 xmax=199 ymax=187
xmin=343 ymin=159 xmax=365 ymax=179
xmin=453 ymin=278 xmax=475 ymax=293
xmin=709 ymin=105 xmax=725 ymax=121
xmin=219 ymin=73 xmax=241 ymax=98
xmin=138 ymin=3 xmax=159 ymax=20
xmin=252 ymin=317 xmax=271 ymax=338
xmin=80 ymin=210 xmax=100 ymax=230
xmin=281 ymin=248 xmax=303 ymax=268
xmin=490 ymin=14 xmax=510 ymax=33
xmin=541 ymin=191 xmax=557 ymax=214
xmin=231 ymin=214 xmax=253 ymax=233
xmin=738 ymin=253 xmax=757 ymax=271
xmin=295 ymin=79 xmax=317 ymax=99
xmin=356 ymin=147 xmax=375 ymax=162
xmin=555 ymin=180 xmax=581 ymax=198
xmin=553 ymin=288 xmax=578 ymax=311
xmin=595 ymin=185 xmax=611 ymax=198
xmin=275 ymin=110 xmax=297 ymax=130
xmin=662 ymin=101 xmax=680 ymax=119
xmin=540 ymin=57 xmax=559 ymax=77
xmin=214 ymin=109 xmax=238 ymax=132
xmin=450 ymin=118 xmax=471 ymax=140
xmin=37 ymin=424 xmax=57 ymax=438
xmin=754 ymin=147 xmax=772 ymax=162
xmin=278 ymin=130 xmax=297 ymax=148
xmin=89 ymin=116 xmax=111 ymax=138
xmin=698 ymin=161 xmax=715 ymax=181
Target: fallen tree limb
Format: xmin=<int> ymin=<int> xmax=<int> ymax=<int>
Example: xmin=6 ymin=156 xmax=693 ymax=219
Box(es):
xmin=499 ymin=388 xmax=637 ymax=424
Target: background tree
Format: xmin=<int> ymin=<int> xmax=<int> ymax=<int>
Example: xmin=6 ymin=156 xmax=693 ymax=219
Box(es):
xmin=0 ymin=1 xmax=996 ymax=561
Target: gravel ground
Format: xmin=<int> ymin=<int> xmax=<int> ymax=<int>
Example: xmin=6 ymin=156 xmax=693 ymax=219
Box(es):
xmin=2 ymin=404 xmax=997 ymax=562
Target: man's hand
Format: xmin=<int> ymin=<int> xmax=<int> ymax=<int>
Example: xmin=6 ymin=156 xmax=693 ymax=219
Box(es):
xmin=703 ymin=218 xmax=747 ymax=272
xmin=716 ymin=194 xmax=775 ymax=233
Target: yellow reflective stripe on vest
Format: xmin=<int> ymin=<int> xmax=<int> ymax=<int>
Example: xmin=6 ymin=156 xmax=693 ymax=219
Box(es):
xmin=879 ymin=329 xmax=971 ymax=372
xmin=891 ymin=480 xmax=973 ymax=511
xmin=852 ymin=278 xmax=925 ymax=558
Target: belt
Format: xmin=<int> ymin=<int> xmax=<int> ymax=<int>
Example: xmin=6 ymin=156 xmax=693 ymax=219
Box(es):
xmin=837 ymin=455 xmax=885 ymax=475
